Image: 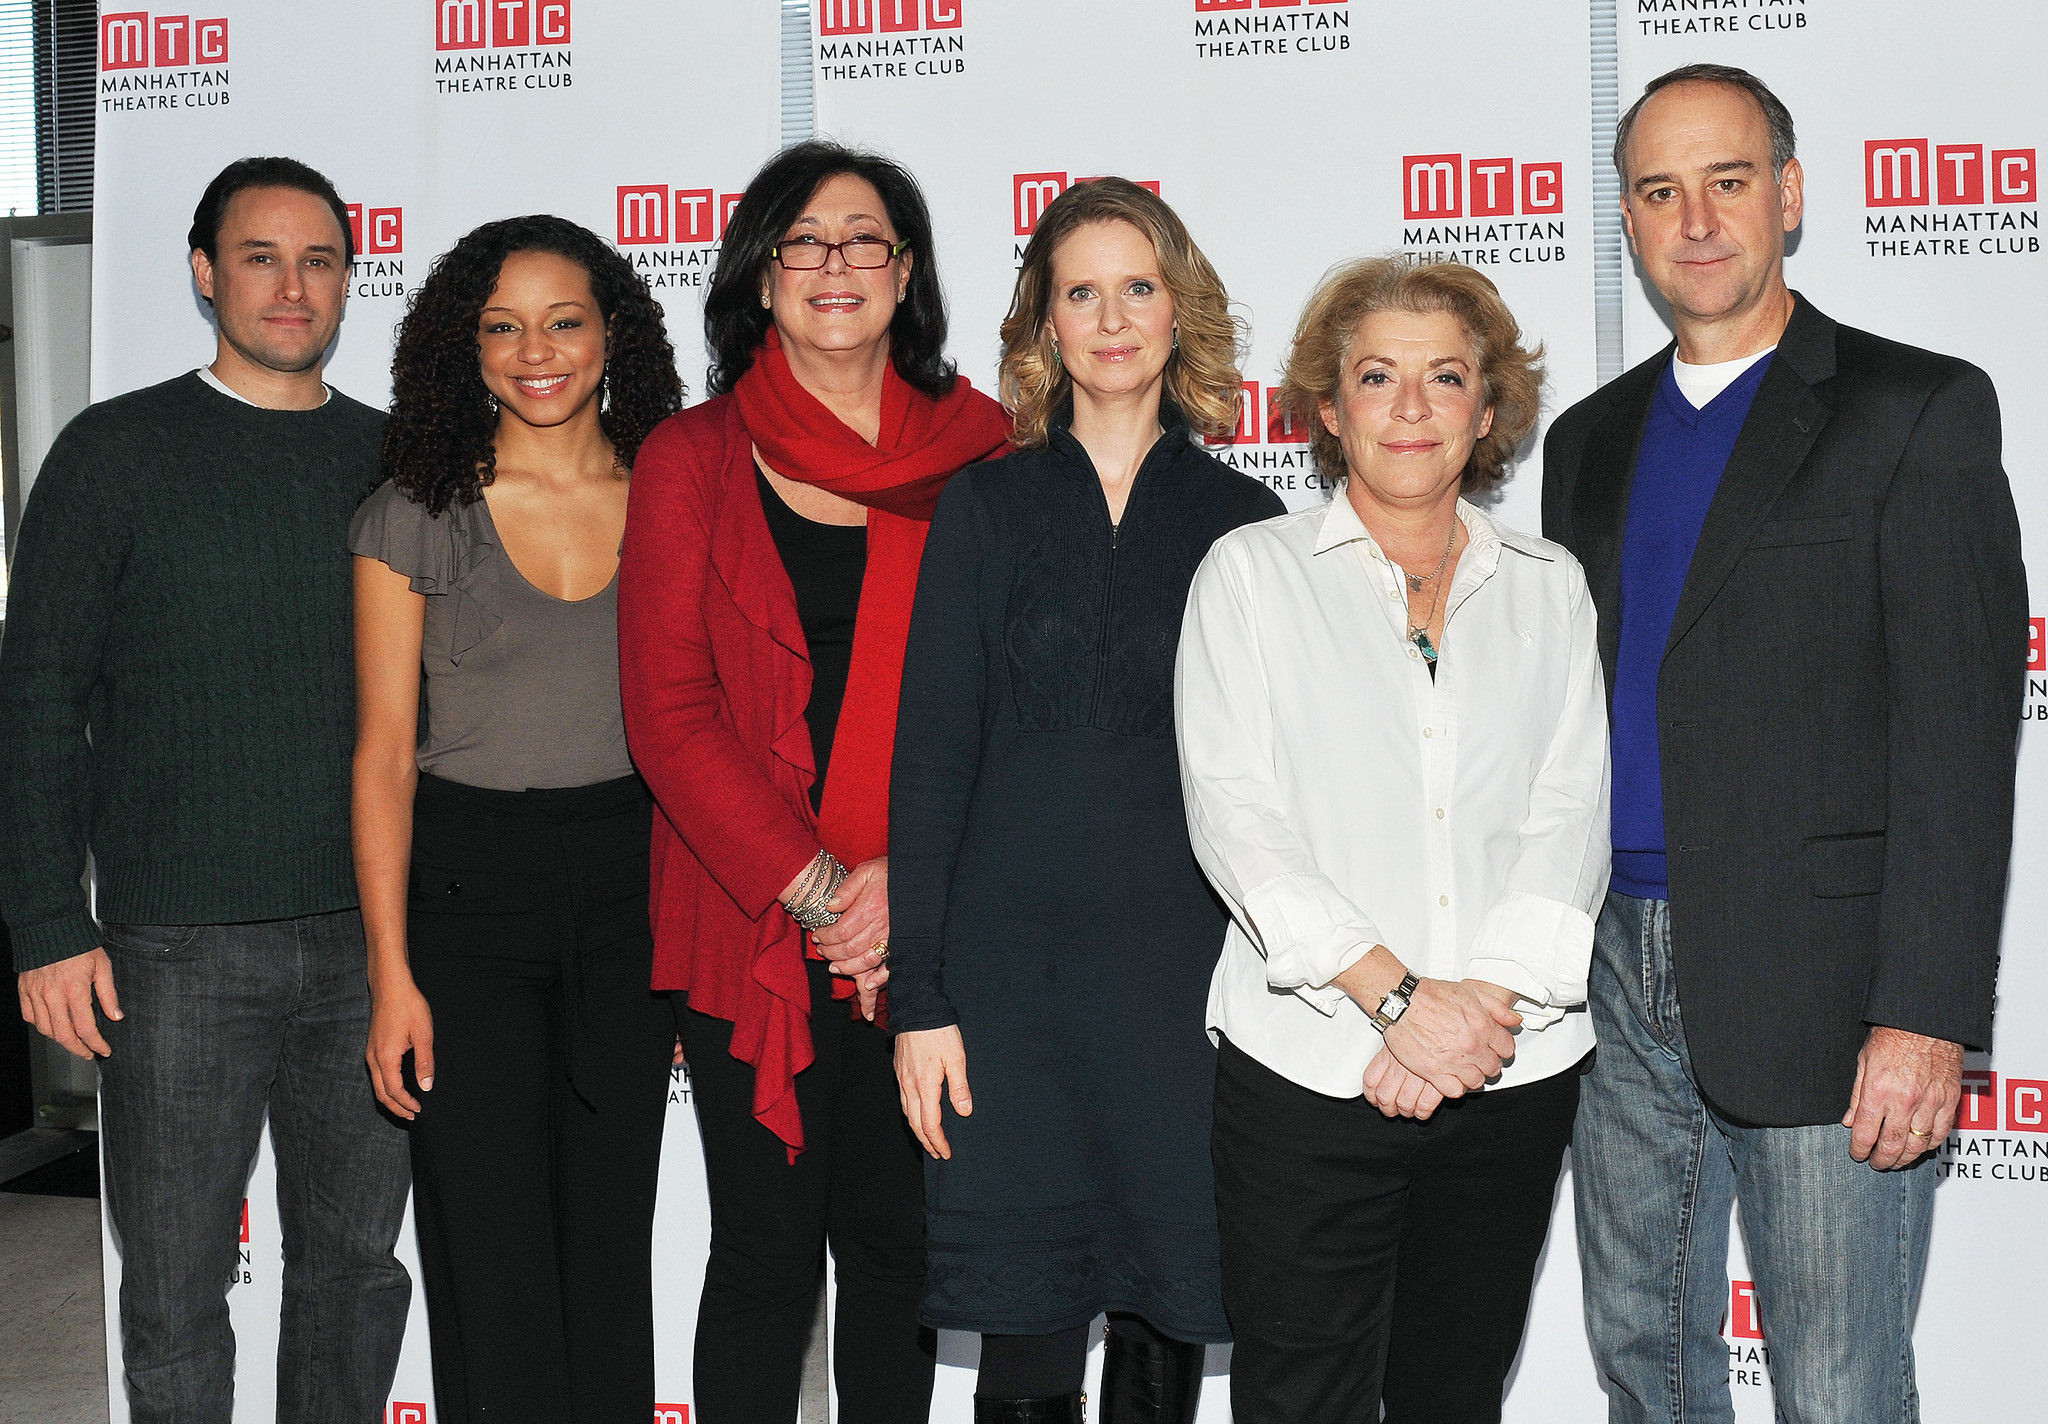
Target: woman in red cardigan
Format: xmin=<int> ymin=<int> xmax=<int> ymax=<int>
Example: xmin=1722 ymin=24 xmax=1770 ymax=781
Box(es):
xmin=618 ymin=140 xmax=1009 ymax=1424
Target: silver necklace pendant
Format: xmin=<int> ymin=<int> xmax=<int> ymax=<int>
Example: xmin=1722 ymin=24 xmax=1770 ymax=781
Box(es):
xmin=1406 ymin=572 xmax=1425 ymax=593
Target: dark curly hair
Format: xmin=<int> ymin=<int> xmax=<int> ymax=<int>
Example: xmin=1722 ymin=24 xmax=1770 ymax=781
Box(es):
xmin=383 ymin=214 xmax=684 ymax=514
xmin=704 ymin=140 xmax=954 ymax=399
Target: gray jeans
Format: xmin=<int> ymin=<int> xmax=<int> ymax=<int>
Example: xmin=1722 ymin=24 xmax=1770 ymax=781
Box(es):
xmin=97 ymin=908 xmax=413 ymax=1424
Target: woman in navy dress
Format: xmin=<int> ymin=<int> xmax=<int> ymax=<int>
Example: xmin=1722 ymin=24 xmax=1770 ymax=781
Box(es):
xmin=889 ymin=178 xmax=1283 ymax=1424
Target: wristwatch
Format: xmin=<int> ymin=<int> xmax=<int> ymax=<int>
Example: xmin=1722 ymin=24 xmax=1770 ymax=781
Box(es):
xmin=1367 ymin=972 xmax=1420 ymax=1033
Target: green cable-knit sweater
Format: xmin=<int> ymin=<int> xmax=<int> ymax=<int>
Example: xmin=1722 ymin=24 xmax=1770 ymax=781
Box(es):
xmin=0 ymin=372 xmax=384 ymax=972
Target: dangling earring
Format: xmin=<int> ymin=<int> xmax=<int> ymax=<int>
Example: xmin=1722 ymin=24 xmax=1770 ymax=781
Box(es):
xmin=1050 ymin=339 xmax=1062 ymax=368
xmin=600 ymin=370 xmax=611 ymax=414
xmin=486 ymin=392 xmax=500 ymax=416
xmin=1171 ymin=327 xmax=1180 ymax=352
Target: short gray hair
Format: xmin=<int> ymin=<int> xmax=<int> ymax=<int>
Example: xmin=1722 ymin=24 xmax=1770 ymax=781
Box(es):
xmin=1614 ymin=64 xmax=1797 ymax=184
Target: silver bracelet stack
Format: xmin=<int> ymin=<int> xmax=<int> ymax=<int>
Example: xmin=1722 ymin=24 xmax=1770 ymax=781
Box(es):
xmin=786 ymin=850 xmax=849 ymax=931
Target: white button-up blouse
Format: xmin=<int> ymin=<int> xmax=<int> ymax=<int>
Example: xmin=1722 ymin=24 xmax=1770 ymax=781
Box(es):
xmin=1174 ymin=491 xmax=1610 ymax=1097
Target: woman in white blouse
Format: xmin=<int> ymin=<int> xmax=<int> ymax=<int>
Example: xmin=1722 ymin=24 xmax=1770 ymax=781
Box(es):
xmin=1174 ymin=256 xmax=1609 ymax=1424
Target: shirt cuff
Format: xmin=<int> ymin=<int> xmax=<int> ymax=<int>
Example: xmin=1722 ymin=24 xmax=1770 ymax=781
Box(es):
xmin=1292 ymin=941 xmax=1372 ymax=1017
xmin=9 ymin=908 xmax=105 ymax=974
xmin=1463 ymin=889 xmax=1595 ymax=1030
xmin=1245 ymin=871 xmax=1384 ymax=997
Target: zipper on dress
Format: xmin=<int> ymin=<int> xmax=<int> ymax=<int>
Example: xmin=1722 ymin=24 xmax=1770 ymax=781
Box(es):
xmin=1090 ymin=520 xmax=1119 ymax=724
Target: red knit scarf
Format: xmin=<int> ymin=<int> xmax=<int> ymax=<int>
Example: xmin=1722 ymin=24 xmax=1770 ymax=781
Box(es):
xmin=734 ymin=329 xmax=1010 ymax=867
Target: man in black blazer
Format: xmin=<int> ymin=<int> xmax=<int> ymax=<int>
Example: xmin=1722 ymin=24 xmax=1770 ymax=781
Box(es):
xmin=1543 ymin=65 xmax=2026 ymax=1423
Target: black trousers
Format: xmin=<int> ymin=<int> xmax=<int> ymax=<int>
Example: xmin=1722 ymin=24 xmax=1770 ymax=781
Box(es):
xmin=676 ymin=957 xmax=934 ymax=1424
xmin=1211 ymin=1038 xmax=1581 ymax=1424
xmin=404 ymin=773 xmax=677 ymax=1424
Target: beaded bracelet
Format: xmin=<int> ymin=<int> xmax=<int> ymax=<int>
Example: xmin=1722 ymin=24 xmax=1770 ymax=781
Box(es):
xmin=786 ymin=850 xmax=849 ymax=931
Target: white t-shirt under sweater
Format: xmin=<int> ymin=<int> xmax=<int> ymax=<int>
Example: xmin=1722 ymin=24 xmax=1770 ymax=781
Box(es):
xmin=195 ymin=365 xmax=332 ymax=408
xmin=1671 ymin=346 xmax=1775 ymax=411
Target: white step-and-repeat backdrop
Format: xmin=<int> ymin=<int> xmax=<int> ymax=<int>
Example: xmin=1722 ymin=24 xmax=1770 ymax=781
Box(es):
xmin=81 ymin=2 xmax=2043 ymax=1420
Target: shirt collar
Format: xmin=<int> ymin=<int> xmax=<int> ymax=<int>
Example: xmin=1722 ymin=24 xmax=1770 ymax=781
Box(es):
xmin=1312 ymin=482 xmax=1376 ymax=554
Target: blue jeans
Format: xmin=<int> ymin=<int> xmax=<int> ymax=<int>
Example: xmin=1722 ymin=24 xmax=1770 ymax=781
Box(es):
xmin=1573 ymin=892 xmax=1934 ymax=1424
xmin=97 ymin=909 xmax=413 ymax=1424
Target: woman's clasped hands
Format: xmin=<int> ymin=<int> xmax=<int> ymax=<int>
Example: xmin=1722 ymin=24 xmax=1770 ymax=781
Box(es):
xmin=807 ymin=855 xmax=893 ymax=1019
xmin=1342 ymin=949 xmax=1523 ymax=1121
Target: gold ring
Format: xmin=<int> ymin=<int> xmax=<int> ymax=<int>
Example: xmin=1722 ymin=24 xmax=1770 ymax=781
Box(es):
xmin=871 ymin=940 xmax=890 ymax=960
xmin=1907 ymin=1127 xmax=1933 ymax=1137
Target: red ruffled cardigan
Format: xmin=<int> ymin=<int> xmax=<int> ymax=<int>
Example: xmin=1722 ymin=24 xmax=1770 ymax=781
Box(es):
xmin=619 ymin=396 xmax=835 ymax=1160
xmin=619 ymin=390 xmax=1006 ymax=1158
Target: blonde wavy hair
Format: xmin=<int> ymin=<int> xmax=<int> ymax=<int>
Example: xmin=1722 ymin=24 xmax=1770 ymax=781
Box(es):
xmin=998 ymin=178 xmax=1244 ymax=448
xmin=1275 ymin=256 xmax=1544 ymax=494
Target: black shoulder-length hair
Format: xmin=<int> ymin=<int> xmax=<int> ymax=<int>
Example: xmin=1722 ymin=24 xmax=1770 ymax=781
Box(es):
xmin=383 ymin=214 xmax=684 ymax=515
xmin=704 ymin=140 xmax=955 ymax=399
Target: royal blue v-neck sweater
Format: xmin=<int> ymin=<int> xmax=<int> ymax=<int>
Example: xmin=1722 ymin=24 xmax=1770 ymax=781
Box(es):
xmin=1610 ymin=354 xmax=1773 ymax=899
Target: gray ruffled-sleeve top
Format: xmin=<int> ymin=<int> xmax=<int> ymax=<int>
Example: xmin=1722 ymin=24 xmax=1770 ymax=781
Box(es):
xmin=348 ymin=480 xmax=635 ymax=792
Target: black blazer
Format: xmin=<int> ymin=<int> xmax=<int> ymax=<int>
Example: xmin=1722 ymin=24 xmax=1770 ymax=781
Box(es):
xmin=1542 ymin=294 xmax=2027 ymax=1127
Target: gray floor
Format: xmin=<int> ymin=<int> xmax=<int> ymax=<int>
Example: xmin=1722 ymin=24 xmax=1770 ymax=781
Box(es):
xmin=0 ymin=1188 xmax=823 ymax=1424
xmin=0 ymin=1191 xmax=108 ymax=1424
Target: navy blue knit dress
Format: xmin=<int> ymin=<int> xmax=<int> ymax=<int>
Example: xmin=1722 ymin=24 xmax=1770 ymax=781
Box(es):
xmin=888 ymin=407 xmax=1283 ymax=1342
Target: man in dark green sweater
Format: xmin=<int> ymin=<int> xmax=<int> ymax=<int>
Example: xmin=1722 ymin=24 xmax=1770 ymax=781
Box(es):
xmin=1 ymin=157 xmax=411 ymax=1423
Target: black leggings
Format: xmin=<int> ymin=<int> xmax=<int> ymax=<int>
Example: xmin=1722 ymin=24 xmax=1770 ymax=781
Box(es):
xmin=977 ymin=1315 xmax=1174 ymax=1399
xmin=677 ymin=957 xmax=935 ymax=1424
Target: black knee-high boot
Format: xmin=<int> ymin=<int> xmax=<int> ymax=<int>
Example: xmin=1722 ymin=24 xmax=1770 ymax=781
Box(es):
xmin=973 ymin=1395 xmax=1085 ymax=1423
xmin=1097 ymin=1319 xmax=1204 ymax=1424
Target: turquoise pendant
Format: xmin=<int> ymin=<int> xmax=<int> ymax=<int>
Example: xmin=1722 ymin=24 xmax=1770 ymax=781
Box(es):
xmin=1410 ymin=629 xmax=1438 ymax=662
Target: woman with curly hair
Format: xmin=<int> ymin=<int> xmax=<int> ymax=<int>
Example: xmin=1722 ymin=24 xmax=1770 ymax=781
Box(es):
xmin=888 ymin=178 xmax=1282 ymax=1423
xmin=617 ymin=141 xmax=1009 ymax=1422
xmin=348 ymin=213 xmax=684 ymax=1423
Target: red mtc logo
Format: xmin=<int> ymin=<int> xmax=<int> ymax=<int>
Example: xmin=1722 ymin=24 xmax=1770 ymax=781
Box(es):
xmin=1402 ymin=154 xmax=1563 ymax=221
xmin=2008 ymin=1075 xmax=2048 ymax=1133
xmin=436 ymin=0 xmax=571 ymax=50
xmin=1217 ymin=381 xmax=1310 ymax=446
xmin=1012 ymin=174 xmax=1162 ymax=236
xmin=238 ymin=1199 xmax=249 ymax=1245
xmin=1954 ymin=1069 xmax=2048 ymax=1133
xmin=1960 ymin=1069 xmax=2000 ymax=1131
xmin=100 ymin=12 xmax=228 ymax=70
xmin=654 ymin=1407 xmax=690 ymax=1424
xmin=347 ymin=205 xmax=404 ymax=257
xmin=819 ymin=0 xmax=962 ymax=36
xmin=616 ymin=185 xmax=743 ymax=246
xmin=2027 ymin=615 xmax=2044 ymax=674
xmin=1864 ymin=140 xmax=2037 ymax=207
xmin=1726 ymin=1280 xmax=1762 ymax=1339
xmin=386 ymin=1405 xmax=426 ymax=1424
